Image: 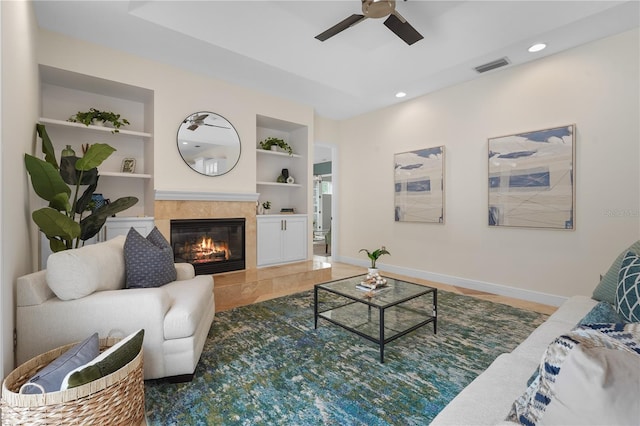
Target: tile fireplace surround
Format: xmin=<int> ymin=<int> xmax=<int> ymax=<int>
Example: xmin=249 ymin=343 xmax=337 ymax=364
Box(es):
xmin=155 ymin=194 xmax=258 ymax=270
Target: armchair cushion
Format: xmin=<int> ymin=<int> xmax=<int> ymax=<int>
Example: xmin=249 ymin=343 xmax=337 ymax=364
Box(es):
xmin=46 ymin=236 xmax=126 ymax=301
xmin=124 ymin=227 xmax=177 ymax=288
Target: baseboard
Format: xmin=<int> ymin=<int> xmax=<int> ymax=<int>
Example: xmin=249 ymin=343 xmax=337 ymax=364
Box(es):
xmin=334 ymin=255 xmax=567 ymax=307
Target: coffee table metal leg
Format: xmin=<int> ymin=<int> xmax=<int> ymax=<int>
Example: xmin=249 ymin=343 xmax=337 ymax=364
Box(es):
xmin=379 ymin=308 xmax=385 ymax=363
xmin=433 ymin=290 xmax=438 ymax=334
xmin=314 ymin=286 xmax=318 ymax=329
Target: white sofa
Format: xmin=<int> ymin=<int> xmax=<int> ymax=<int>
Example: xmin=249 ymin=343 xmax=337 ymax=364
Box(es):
xmin=16 ymin=235 xmax=215 ymax=381
xmin=431 ymin=295 xmax=598 ymax=425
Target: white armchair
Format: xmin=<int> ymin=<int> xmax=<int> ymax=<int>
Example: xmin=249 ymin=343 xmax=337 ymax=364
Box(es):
xmin=16 ymin=236 xmax=215 ymax=380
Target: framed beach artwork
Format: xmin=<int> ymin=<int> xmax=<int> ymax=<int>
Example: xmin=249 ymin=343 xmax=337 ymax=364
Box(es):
xmin=394 ymin=146 xmax=445 ymax=223
xmin=488 ymin=124 xmax=575 ymax=229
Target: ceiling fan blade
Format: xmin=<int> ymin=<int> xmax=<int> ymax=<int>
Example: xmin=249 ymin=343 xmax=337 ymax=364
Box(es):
xmin=384 ymin=13 xmax=423 ymax=45
xmin=315 ymin=14 xmax=366 ymax=41
xmin=203 ymin=123 xmax=231 ymax=129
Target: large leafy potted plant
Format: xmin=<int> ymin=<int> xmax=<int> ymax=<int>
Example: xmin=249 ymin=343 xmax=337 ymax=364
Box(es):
xmin=25 ymin=124 xmax=138 ymax=252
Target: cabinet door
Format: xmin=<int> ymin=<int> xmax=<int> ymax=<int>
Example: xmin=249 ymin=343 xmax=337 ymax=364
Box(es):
xmin=282 ymin=217 xmax=307 ymax=262
xmin=257 ymin=218 xmax=284 ymax=266
xmin=103 ymin=218 xmax=155 ymax=241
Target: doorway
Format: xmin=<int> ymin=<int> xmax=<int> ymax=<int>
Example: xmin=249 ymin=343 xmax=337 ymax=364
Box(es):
xmin=313 ymin=144 xmax=334 ymax=261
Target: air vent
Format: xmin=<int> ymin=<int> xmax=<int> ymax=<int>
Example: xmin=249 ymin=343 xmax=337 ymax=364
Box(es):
xmin=474 ymin=57 xmax=510 ymax=74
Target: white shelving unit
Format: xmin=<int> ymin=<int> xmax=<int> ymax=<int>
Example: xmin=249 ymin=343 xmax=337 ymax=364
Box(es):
xmin=256 ymin=115 xmax=310 ymax=266
xmin=38 ymin=118 xmax=153 ymax=180
xmin=39 ymin=65 xmax=155 ymax=218
xmin=37 ymin=65 xmax=155 ymax=268
xmin=256 ymin=115 xmax=308 ymax=215
xmin=38 ymin=117 xmax=152 ymax=138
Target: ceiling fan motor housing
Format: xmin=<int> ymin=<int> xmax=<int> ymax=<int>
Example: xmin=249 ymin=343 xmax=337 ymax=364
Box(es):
xmin=362 ymin=0 xmax=396 ymax=19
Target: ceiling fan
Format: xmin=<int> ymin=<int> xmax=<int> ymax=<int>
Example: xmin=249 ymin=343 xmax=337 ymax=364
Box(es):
xmin=315 ymin=0 xmax=423 ymax=46
xmin=183 ymin=113 xmax=230 ymax=131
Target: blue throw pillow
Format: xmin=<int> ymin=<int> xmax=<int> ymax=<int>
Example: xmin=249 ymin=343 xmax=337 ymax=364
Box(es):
xmin=592 ymin=241 xmax=640 ymax=304
xmin=61 ymin=329 xmax=144 ymax=390
xmin=616 ymin=251 xmax=640 ymax=322
xmin=578 ymin=301 xmax=625 ymax=325
xmin=22 ymin=333 xmax=99 ymax=394
xmin=124 ymin=227 xmax=177 ymax=288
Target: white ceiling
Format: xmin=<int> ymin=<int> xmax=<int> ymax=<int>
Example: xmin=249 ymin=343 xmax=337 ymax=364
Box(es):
xmin=34 ymin=0 xmax=638 ymax=123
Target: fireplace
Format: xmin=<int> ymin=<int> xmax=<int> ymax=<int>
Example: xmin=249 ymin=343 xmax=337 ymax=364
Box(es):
xmin=170 ymin=218 xmax=245 ymax=275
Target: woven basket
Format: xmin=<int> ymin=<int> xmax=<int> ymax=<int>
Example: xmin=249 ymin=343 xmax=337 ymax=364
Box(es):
xmin=1 ymin=337 xmax=144 ymax=425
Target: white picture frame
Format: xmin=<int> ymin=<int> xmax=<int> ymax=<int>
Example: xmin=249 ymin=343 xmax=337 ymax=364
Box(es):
xmin=121 ymin=158 xmax=136 ymax=173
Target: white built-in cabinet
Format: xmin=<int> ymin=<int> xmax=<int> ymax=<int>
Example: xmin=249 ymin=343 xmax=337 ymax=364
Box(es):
xmin=257 ymin=215 xmax=308 ymax=267
xmin=97 ymin=216 xmax=155 ymax=241
xmin=256 ymin=115 xmax=310 ymax=267
xmin=40 ymin=217 xmax=155 ymax=269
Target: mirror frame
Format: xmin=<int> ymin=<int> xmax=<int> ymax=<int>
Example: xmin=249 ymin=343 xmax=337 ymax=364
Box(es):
xmin=176 ymin=111 xmax=241 ymax=177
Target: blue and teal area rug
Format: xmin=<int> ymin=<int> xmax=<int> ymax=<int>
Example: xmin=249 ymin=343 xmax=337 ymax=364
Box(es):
xmin=145 ymin=288 xmax=547 ymax=425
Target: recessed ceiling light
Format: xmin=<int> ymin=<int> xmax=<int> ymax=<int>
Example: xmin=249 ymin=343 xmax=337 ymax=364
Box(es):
xmin=528 ymin=43 xmax=547 ymax=53
xmin=395 ymin=92 xmax=407 ymax=98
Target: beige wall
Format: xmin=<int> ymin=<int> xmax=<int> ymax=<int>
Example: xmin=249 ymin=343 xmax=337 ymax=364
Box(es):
xmin=1 ymin=0 xmax=40 ymax=377
xmin=335 ymin=29 xmax=640 ymax=304
xmin=37 ymin=31 xmax=314 ymax=196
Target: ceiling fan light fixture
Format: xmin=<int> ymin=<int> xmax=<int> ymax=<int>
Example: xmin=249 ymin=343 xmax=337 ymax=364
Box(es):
xmin=395 ymin=91 xmax=407 ymax=98
xmin=362 ymin=0 xmax=395 ymax=19
xmin=528 ymin=43 xmax=547 ymax=53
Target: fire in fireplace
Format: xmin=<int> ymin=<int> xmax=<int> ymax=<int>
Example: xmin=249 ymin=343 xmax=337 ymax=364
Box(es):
xmin=170 ymin=218 xmax=245 ymax=275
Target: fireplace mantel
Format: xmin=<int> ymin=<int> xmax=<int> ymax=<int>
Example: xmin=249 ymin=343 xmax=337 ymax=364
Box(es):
xmin=155 ymin=190 xmax=259 ymax=202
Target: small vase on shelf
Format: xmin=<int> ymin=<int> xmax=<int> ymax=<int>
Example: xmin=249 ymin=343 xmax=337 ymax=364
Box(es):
xmin=61 ymin=145 xmax=76 ymax=157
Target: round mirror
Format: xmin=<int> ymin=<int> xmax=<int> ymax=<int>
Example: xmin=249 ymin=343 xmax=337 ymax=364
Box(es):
xmin=177 ymin=111 xmax=241 ymax=176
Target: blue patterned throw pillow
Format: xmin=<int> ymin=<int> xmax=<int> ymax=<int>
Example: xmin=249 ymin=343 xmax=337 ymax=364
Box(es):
xmin=124 ymin=227 xmax=177 ymax=288
xmin=578 ymin=301 xmax=625 ymax=325
xmin=615 ymin=251 xmax=640 ymax=322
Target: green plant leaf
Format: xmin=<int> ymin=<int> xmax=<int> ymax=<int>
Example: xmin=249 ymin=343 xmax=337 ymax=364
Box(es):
xmin=25 ymin=154 xmax=71 ymax=202
xmin=75 ymin=143 xmax=116 ymax=171
xmin=32 ymin=207 xmax=81 ymax=242
xmin=48 ymin=237 xmax=67 ymax=253
xmin=60 ymin=156 xmax=98 ymax=185
xmin=48 ymin=192 xmax=71 ymax=213
xmin=36 ymin=124 xmax=58 ymax=169
xmin=79 ymin=196 xmax=138 ymax=240
xmin=75 ymin=179 xmax=99 ymax=214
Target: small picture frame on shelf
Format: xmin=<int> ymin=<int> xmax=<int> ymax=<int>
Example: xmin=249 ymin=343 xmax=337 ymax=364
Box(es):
xmin=121 ymin=158 xmax=136 ymax=173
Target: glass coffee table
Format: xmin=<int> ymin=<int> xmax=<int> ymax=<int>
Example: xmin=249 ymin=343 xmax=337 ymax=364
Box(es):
xmin=314 ymin=274 xmax=437 ymax=363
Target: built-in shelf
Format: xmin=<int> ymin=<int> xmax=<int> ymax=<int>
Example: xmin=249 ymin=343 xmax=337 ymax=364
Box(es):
xmin=257 ymin=181 xmax=302 ymax=188
xmin=256 ymin=149 xmax=301 ymax=159
xmin=39 ymin=117 xmax=152 ymax=139
xmin=101 ymin=171 xmax=152 ymax=179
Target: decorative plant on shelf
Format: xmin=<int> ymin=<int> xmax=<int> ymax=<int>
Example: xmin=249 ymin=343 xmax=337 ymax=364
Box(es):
xmin=258 ymin=137 xmax=293 ymax=155
xmin=68 ymin=108 xmax=131 ymax=133
xmin=262 ymin=201 xmax=272 ymax=210
xmin=25 ymin=124 xmax=138 ymax=252
xmin=359 ymin=246 xmax=391 ymax=269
